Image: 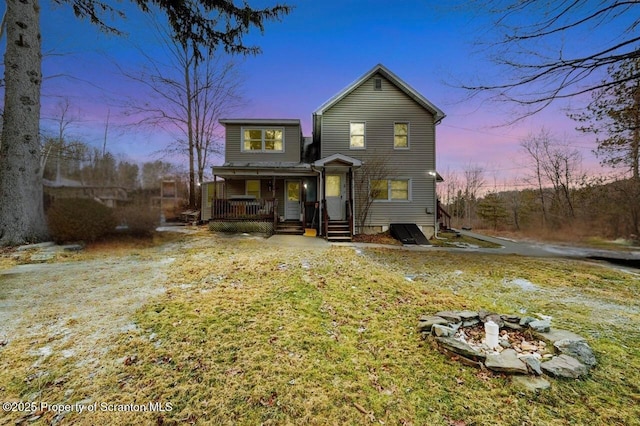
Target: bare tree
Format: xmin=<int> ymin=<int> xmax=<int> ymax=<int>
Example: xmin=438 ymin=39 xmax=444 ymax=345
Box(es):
xmin=462 ymin=164 xmax=485 ymax=228
xmin=458 ymin=0 xmax=640 ymax=119
xmin=40 ymin=98 xmax=79 ymax=182
xmin=520 ymin=129 xmax=583 ymax=225
xmin=123 ymin=20 xmax=244 ymax=208
xmin=354 ymin=156 xmax=396 ymax=233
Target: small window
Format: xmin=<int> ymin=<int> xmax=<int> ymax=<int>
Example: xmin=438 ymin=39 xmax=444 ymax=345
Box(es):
xmin=246 ymin=180 xmax=260 ymax=198
xmin=374 ymin=78 xmax=382 ymax=90
xmin=394 ymin=122 xmax=409 ymax=149
xmin=350 ymin=122 xmax=365 ymax=149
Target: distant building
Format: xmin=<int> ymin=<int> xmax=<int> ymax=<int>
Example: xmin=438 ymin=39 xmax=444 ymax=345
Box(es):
xmin=43 ymin=178 xmax=128 ymax=209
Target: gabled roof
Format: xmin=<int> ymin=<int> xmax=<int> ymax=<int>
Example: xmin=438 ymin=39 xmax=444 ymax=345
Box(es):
xmin=313 ymin=153 xmax=362 ymax=168
xmin=313 ymin=64 xmax=446 ymax=123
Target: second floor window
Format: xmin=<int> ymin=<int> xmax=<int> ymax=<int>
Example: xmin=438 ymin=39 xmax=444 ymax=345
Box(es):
xmin=350 ymin=122 xmax=365 ymax=149
xmin=394 ymin=123 xmax=409 ymax=149
xmin=242 ymin=128 xmax=284 ymax=152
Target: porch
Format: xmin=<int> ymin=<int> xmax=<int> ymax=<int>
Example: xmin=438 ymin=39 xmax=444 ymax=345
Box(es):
xmin=314 ymin=154 xmax=362 ymax=242
xmin=209 ymin=163 xmax=319 ymax=235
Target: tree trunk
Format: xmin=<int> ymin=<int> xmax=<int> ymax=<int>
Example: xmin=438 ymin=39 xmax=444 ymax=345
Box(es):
xmin=0 ymin=0 xmax=48 ymax=245
xmin=184 ymin=45 xmax=196 ymax=209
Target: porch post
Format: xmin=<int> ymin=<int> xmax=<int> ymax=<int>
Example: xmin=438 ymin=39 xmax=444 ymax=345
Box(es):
xmin=320 ymin=168 xmax=326 ymax=237
xmin=212 ymin=175 xmax=217 ymax=220
xmin=271 ymin=176 xmax=276 ymax=198
xmin=348 ymin=167 xmax=354 ymax=236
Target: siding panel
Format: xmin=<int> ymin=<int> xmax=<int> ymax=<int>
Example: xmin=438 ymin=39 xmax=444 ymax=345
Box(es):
xmin=320 ymin=73 xmax=437 ymax=231
xmin=225 ymin=124 xmax=301 ymax=163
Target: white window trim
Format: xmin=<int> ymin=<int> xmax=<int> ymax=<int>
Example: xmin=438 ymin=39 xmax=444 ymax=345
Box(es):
xmin=245 ymin=180 xmax=261 ymax=199
xmin=370 ymin=178 xmax=412 ymax=202
xmin=349 ymin=121 xmax=366 ymax=150
xmin=394 ymin=122 xmax=410 ymax=150
xmin=240 ymin=126 xmax=285 ymax=153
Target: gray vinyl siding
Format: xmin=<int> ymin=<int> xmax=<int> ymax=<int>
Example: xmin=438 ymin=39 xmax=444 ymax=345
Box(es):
xmin=224 ymin=124 xmax=301 ymax=163
xmin=320 ymin=73 xmax=437 ymax=230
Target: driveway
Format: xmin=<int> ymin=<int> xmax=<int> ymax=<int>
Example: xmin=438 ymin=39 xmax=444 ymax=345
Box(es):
xmin=456 ymin=229 xmax=640 ymax=268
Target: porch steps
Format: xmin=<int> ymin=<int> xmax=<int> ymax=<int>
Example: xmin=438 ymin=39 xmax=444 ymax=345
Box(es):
xmin=326 ymin=220 xmax=352 ymax=242
xmin=276 ymin=220 xmax=304 ymax=235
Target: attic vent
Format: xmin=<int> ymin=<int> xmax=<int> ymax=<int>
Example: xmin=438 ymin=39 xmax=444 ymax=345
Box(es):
xmin=374 ymin=78 xmax=382 ymax=90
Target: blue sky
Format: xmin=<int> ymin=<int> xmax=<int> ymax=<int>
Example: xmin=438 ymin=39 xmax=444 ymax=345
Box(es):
xmin=20 ymin=1 xmax=615 ymax=182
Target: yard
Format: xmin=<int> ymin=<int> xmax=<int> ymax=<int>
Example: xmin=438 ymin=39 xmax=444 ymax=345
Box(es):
xmin=1 ymin=229 xmax=639 ymax=425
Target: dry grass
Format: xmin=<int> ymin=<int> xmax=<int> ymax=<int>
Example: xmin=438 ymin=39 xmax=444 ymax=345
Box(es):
xmin=1 ymin=233 xmax=639 ymax=425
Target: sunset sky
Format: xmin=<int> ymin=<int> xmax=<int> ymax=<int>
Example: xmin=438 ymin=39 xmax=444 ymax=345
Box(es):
xmin=13 ymin=1 xmax=622 ymax=185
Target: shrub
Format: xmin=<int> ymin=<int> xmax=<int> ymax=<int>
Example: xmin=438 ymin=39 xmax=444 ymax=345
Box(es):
xmin=115 ymin=205 xmax=160 ymax=236
xmin=47 ymin=198 xmax=117 ymax=243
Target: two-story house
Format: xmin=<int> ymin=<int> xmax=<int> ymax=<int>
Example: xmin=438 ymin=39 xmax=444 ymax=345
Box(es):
xmin=205 ymin=64 xmax=445 ymax=241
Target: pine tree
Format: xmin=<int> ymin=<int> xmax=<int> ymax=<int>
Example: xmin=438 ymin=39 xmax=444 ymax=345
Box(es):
xmin=477 ymin=193 xmax=508 ymax=230
xmin=572 ymin=59 xmax=640 ymax=180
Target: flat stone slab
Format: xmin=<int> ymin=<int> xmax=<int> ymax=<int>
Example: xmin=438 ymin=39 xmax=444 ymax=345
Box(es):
xmin=554 ymin=339 xmax=597 ymax=367
xmin=520 ymin=355 xmax=543 ymax=375
xmin=457 ymin=310 xmax=480 ymax=320
xmin=432 ymin=324 xmax=456 ymax=337
xmin=541 ymin=355 xmax=589 ymax=379
xmin=529 ymin=319 xmax=551 ymax=332
xmin=30 ymin=253 xmax=55 ymax=262
xmin=16 ymin=241 xmax=56 ymax=251
xmin=512 ymin=376 xmax=551 ymax=392
xmin=435 ymin=311 xmax=462 ymax=323
xmin=535 ymin=329 xmax=586 ymax=343
xmin=436 ymin=337 xmax=485 ymax=361
xmin=485 ymin=349 xmax=528 ymax=374
xmin=418 ymin=316 xmax=450 ymax=332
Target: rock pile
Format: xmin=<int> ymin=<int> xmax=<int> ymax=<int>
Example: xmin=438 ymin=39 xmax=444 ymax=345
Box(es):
xmin=419 ymin=310 xmax=596 ymax=386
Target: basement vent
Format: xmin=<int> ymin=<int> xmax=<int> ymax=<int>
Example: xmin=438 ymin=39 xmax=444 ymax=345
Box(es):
xmin=374 ymin=78 xmax=382 ymax=90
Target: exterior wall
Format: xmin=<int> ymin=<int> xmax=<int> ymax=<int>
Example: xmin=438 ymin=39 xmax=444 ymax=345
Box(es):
xmin=224 ymin=123 xmax=302 ymax=163
xmin=319 ymin=72 xmax=437 ymax=231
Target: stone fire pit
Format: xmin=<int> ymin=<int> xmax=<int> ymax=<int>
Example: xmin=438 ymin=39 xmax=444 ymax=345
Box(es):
xmin=419 ymin=310 xmax=596 ymax=388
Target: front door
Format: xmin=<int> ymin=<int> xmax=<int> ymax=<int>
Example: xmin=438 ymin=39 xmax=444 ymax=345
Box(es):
xmin=285 ymin=180 xmax=301 ymax=220
xmin=325 ymin=173 xmax=345 ymax=220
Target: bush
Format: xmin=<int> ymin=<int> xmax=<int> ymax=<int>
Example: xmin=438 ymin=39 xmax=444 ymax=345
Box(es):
xmin=47 ymin=198 xmax=117 ymax=243
xmin=115 ymin=205 xmax=160 ymax=236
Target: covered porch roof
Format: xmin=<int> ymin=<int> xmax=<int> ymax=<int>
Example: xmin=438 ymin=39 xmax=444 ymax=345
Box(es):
xmin=313 ymin=153 xmax=362 ymax=168
xmin=212 ymin=162 xmax=317 ymax=178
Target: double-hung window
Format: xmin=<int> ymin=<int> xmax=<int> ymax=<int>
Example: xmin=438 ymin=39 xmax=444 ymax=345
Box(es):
xmin=350 ymin=122 xmax=365 ymax=149
xmin=242 ymin=128 xmax=284 ymax=152
xmin=394 ymin=122 xmax=409 ymax=149
xmin=371 ymin=179 xmax=410 ymax=201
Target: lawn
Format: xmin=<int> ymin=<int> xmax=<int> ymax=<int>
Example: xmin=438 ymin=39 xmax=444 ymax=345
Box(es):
xmin=1 ymin=231 xmax=639 ymax=425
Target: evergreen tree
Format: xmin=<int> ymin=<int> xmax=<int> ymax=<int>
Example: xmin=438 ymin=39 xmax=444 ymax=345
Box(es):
xmin=572 ymin=59 xmax=640 ymax=180
xmin=477 ymin=192 xmax=508 ymax=230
